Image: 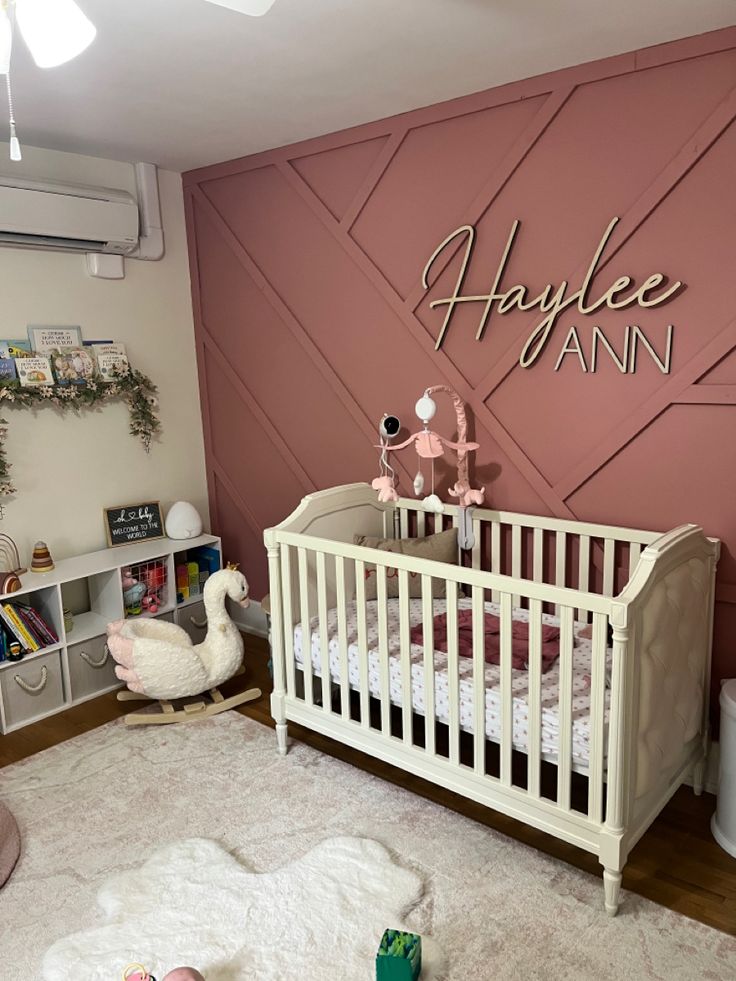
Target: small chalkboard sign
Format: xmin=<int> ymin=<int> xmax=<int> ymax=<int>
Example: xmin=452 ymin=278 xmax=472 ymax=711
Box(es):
xmin=104 ymin=502 xmax=165 ymax=548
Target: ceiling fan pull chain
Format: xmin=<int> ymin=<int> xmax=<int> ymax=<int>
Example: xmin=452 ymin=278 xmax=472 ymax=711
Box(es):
xmin=5 ymin=71 xmax=21 ymax=160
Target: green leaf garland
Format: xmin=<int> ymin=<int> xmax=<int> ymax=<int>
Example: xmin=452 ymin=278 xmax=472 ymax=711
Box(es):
xmin=0 ymin=364 xmax=160 ymax=496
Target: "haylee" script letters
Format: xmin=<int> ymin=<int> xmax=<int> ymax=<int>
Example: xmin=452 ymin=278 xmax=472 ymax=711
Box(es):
xmin=422 ymin=217 xmax=681 ymax=371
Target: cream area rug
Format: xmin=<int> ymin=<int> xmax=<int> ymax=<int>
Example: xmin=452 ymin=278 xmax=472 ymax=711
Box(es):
xmin=0 ymin=713 xmax=734 ymax=981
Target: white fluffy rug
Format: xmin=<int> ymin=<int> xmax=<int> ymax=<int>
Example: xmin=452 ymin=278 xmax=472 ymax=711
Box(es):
xmin=1 ymin=713 xmax=735 ymax=980
xmin=42 ymin=836 xmax=444 ymax=980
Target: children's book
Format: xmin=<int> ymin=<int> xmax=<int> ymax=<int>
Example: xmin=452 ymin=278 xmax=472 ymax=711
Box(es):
xmin=16 ymin=356 xmax=54 ymax=387
xmin=0 ymin=339 xmax=32 ymax=358
xmin=0 ymin=604 xmax=36 ymax=651
xmin=0 ymin=358 xmax=17 ymax=387
xmin=92 ymin=343 xmax=129 ymax=382
xmin=50 ymin=347 xmax=96 ymax=386
xmin=16 ymin=604 xmax=58 ymax=646
xmin=27 ymin=326 xmax=82 ymax=353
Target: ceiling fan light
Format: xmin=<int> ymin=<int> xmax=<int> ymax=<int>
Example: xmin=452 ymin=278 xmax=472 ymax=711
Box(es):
xmin=16 ymin=0 xmax=96 ymax=69
xmin=204 ymin=0 xmax=277 ymax=16
xmin=0 ymin=8 xmax=12 ymax=75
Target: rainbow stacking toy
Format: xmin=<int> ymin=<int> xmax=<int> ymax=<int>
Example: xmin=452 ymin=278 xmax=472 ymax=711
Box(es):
xmin=376 ymin=929 xmax=422 ymax=981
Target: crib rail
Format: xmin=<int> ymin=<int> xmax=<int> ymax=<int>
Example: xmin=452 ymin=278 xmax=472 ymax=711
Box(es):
xmin=270 ymin=529 xmax=617 ymax=839
xmin=391 ymin=496 xmax=659 ymax=611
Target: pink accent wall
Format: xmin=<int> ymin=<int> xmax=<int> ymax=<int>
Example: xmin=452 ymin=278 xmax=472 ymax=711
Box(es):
xmin=184 ymin=28 xmax=736 ymax=699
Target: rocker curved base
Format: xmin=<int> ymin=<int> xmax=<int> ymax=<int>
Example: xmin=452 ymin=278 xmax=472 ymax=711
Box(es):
xmin=117 ymin=685 xmax=262 ymax=726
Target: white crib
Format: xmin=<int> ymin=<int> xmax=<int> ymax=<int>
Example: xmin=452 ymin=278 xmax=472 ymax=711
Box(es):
xmin=263 ymin=483 xmax=719 ymax=915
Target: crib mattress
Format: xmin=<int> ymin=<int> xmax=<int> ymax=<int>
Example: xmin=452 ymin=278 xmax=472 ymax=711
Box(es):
xmin=292 ymin=598 xmax=612 ymax=768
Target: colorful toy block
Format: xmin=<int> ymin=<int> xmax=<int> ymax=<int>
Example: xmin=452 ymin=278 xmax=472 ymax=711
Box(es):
xmin=376 ymin=929 xmax=422 ymax=981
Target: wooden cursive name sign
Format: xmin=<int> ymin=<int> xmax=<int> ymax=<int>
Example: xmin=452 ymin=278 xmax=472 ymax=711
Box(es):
xmin=422 ymin=217 xmax=682 ymax=371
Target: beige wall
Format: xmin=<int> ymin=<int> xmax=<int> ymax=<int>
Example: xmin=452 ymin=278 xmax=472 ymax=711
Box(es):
xmin=0 ymin=146 xmax=207 ymax=565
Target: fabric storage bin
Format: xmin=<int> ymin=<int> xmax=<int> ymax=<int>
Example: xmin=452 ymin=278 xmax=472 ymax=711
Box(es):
xmin=67 ymin=635 xmax=120 ymax=701
xmin=1 ymin=650 xmax=65 ymax=731
xmin=176 ymin=601 xmax=207 ymax=643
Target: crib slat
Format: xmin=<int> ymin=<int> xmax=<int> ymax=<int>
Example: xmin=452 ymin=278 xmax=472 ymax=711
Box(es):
xmin=471 ymin=518 xmax=482 ymax=571
xmin=421 ymin=574 xmax=436 ymax=757
xmin=577 ymin=535 xmax=591 ymax=621
xmin=416 ymin=510 xmax=426 ymax=539
xmin=472 ymin=584 xmax=485 ymax=775
xmin=555 ymin=531 xmax=567 ymax=615
xmin=499 ymin=592 xmax=513 ymax=786
xmin=556 ymin=605 xmax=575 ymax=810
xmin=446 ymin=580 xmax=460 ymax=766
xmin=280 ymin=544 xmax=296 ymax=699
xmin=491 ymin=522 xmax=501 ymax=603
xmin=297 ymin=547 xmax=314 ymax=707
xmin=355 ymin=559 xmax=370 ymax=728
xmin=400 ymin=507 xmax=409 ymax=538
xmin=628 ymin=542 xmax=641 ymax=579
xmin=375 ymin=565 xmax=391 ymax=737
xmin=527 ymin=598 xmax=542 ymax=798
xmin=511 ymin=524 xmax=522 ymax=606
xmin=603 ymin=539 xmax=615 ymax=597
xmin=335 ymin=555 xmax=350 ymax=719
xmin=316 ymin=551 xmax=331 ymax=713
xmin=533 ymin=528 xmax=543 ymax=582
xmin=588 ymin=612 xmax=607 ymax=823
xmin=398 ymin=568 xmax=413 ymax=745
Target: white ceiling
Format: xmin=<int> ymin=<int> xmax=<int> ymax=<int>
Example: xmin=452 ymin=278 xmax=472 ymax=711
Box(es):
xmin=6 ymin=0 xmax=736 ymax=172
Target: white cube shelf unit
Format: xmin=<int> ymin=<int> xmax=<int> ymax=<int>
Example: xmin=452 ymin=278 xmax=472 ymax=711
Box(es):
xmin=0 ymin=534 xmax=221 ymax=734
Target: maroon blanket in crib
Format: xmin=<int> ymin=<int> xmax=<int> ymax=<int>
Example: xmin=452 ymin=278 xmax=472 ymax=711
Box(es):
xmin=410 ymin=610 xmax=560 ymax=672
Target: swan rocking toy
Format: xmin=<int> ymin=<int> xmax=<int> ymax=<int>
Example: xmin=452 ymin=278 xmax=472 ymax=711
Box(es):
xmin=107 ymin=565 xmax=261 ymax=726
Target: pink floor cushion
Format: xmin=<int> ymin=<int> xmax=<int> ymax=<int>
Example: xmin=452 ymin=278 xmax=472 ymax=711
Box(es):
xmin=0 ymin=800 xmax=21 ymax=888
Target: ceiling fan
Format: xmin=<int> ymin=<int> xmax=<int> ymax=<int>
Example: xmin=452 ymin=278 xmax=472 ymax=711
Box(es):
xmin=203 ymin=0 xmax=277 ymax=13
xmin=0 ymin=0 xmax=277 ymax=162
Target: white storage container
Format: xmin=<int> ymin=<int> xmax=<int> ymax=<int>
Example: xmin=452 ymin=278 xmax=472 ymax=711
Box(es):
xmin=712 ymin=678 xmax=736 ymax=857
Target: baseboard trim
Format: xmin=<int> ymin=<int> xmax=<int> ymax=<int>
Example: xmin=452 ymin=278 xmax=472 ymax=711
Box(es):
xmin=229 ymin=598 xmax=269 ymax=638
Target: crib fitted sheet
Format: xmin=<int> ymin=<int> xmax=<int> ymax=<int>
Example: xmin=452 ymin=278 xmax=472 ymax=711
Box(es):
xmin=292 ymin=598 xmax=612 ymax=768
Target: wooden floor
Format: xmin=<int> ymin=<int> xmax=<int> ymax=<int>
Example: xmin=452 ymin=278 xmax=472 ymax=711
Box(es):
xmin=2 ymin=635 xmax=735 ymax=936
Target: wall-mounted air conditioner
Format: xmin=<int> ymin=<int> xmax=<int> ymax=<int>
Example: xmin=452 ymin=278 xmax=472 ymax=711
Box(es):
xmin=0 ymin=175 xmax=140 ymax=255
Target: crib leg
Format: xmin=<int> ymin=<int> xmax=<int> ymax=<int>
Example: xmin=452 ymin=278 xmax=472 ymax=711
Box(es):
xmin=693 ymin=756 xmax=706 ymax=797
xmin=603 ymin=868 xmax=622 ymax=917
xmin=276 ymin=722 xmax=289 ymax=757
xmin=271 ymin=691 xmax=289 ymax=757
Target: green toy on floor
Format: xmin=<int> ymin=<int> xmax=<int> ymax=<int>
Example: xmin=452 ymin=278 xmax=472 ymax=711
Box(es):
xmin=376 ymin=929 xmax=422 ymax=981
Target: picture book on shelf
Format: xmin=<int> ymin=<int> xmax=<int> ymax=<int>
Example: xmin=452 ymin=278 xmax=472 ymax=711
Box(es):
xmin=92 ymin=342 xmax=129 ymax=382
xmin=0 ymin=602 xmax=57 ymax=652
xmin=51 ymin=347 xmax=96 ymax=386
xmin=0 ymin=603 xmax=38 ymax=651
xmin=27 ymin=325 xmax=83 ymax=353
xmin=16 ymin=604 xmax=58 ymax=646
xmin=16 ymin=356 xmax=54 ymax=387
xmin=0 ymin=358 xmax=16 ymax=387
xmin=0 ymin=339 xmax=32 ymax=358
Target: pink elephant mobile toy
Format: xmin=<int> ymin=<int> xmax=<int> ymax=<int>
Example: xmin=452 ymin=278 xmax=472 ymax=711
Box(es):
xmin=374 ymin=384 xmax=485 ymax=517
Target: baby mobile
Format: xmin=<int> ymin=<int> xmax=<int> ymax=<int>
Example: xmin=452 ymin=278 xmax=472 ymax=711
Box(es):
xmin=373 ymin=384 xmax=485 ymax=545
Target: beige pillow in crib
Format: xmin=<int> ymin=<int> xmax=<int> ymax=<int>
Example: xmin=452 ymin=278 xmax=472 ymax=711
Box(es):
xmin=353 ymin=527 xmax=459 ymax=600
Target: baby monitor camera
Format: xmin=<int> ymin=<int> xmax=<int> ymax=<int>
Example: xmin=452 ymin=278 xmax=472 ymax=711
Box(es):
xmin=379 ymin=414 xmax=401 ymax=440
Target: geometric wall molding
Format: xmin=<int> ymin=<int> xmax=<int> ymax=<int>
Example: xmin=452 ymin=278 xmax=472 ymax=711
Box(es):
xmin=185 ymin=27 xmax=736 ymax=700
